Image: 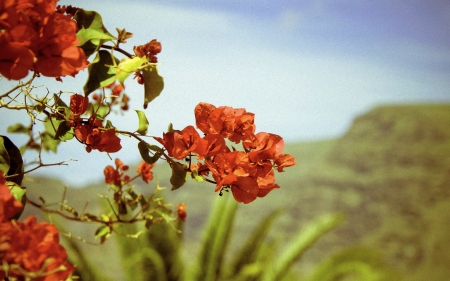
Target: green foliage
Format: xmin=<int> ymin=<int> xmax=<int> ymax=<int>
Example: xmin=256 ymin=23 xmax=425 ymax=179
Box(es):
xmin=169 ymin=161 xmax=188 ymax=191
xmin=135 ymin=110 xmax=149 ymax=135
xmin=0 ymin=135 xmax=24 ymax=185
xmin=188 ymin=195 xmax=239 ymax=281
xmin=84 ymin=50 xmax=120 ymax=95
xmin=74 ymin=9 xmax=115 ymax=57
xmin=142 ymin=66 xmax=164 ymax=109
xmin=309 ymin=247 xmax=401 ymax=281
xmin=116 ymin=56 xmax=148 ymax=85
xmin=259 ymin=213 xmax=346 ymax=281
xmin=138 ymin=141 xmax=163 ymax=164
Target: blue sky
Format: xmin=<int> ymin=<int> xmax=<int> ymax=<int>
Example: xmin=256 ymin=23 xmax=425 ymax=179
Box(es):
xmin=1 ymin=0 xmax=449 ymax=185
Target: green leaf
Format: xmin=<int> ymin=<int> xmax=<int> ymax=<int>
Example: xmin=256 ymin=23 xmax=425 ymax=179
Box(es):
xmin=54 ymin=122 xmax=74 ymax=141
xmin=8 ymin=181 xmax=26 ymax=203
xmin=74 ymin=9 xmax=115 ymax=57
xmin=135 ymin=110 xmax=149 ymax=135
xmin=188 ymin=195 xmax=238 ymax=281
xmin=84 ymin=50 xmax=119 ymax=96
xmin=0 ymin=137 xmax=11 ymax=175
xmin=53 ymin=94 xmax=69 ymax=108
xmin=309 ymin=247 xmax=401 ymax=281
xmin=40 ymin=132 xmax=59 ymax=153
xmin=7 ymin=123 xmax=29 ymax=134
xmin=170 ymin=161 xmax=188 ymax=191
xmin=138 ymin=141 xmax=162 ymax=164
xmin=192 ymin=169 xmax=204 ymax=182
xmin=142 ymin=67 xmax=164 ymax=109
xmin=116 ymin=56 xmax=147 ymax=85
xmin=0 ymin=136 xmax=24 ymax=185
xmin=88 ymin=102 xmax=110 ymax=120
xmin=94 ymin=225 xmax=111 ymax=244
xmin=261 ymin=213 xmax=346 ymax=281
xmin=7 ymin=181 xmax=26 ymax=220
xmin=228 ymin=209 xmax=283 ymax=277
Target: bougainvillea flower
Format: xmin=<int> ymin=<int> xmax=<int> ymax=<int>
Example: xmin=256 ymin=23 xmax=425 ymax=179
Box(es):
xmin=253 ymin=162 xmax=280 ymax=198
xmin=133 ymin=39 xmax=162 ymax=63
xmin=231 ymin=176 xmax=259 ymax=204
xmin=244 ymin=132 xmax=284 ymax=164
xmin=0 ymin=36 xmax=35 ymax=80
xmin=85 ymin=128 xmax=122 ymax=153
xmin=104 ymin=158 xmax=130 ymax=186
xmin=196 ymin=134 xmax=230 ymax=159
xmin=228 ymin=108 xmax=256 ymax=143
xmin=0 ymin=0 xmax=87 ymax=80
xmin=34 ymin=13 xmax=88 ymax=77
xmin=194 ymin=102 xmax=256 ymax=143
xmin=205 ymin=151 xmax=259 ymax=203
xmin=205 ymin=151 xmax=251 ymax=188
xmin=0 ymin=216 xmax=75 ymax=280
xmin=0 ymin=172 xmax=23 ymax=222
xmin=137 ymin=161 xmax=156 ymax=183
xmin=194 ymin=102 xmax=217 ymax=134
xmin=70 ymin=94 xmax=89 ymax=116
xmin=177 ymin=203 xmax=187 ymax=222
xmin=207 ymin=106 xmax=236 ymax=138
xmin=274 ymin=154 xmax=297 ymax=172
xmin=155 ymin=125 xmax=206 ymax=160
xmin=104 ymin=165 xmax=121 ymax=186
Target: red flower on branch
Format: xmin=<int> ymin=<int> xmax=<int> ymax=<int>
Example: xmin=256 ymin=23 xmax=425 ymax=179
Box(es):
xmin=137 ymin=161 xmax=156 ymax=183
xmin=154 ymin=125 xmax=207 ymax=160
xmin=69 ymin=94 xmax=122 ymax=153
xmin=0 ymin=0 xmax=88 ymax=80
xmin=154 ymin=102 xmax=297 ymax=203
xmin=177 ymin=203 xmax=187 ymax=222
xmin=104 ymin=158 xmax=129 ymax=186
xmin=0 ymin=173 xmax=75 ymax=280
xmin=194 ymin=102 xmax=256 ymax=143
xmin=70 ymin=93 xmax=89 ymax=116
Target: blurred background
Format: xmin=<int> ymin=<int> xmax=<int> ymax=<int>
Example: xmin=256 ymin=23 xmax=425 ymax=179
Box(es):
xmin=2 ymin=0 xmax=450 ymax=280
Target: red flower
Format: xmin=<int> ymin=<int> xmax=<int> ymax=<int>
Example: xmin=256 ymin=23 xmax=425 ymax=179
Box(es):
xmin=71 ymin=113 xmax=122 ymax=153
xmin=244 ymin=132 xmax=284 ymax=164
xmin=197 ymin=134 xmax=230 ymax=159
xmin=0 ymin=36 xmax=35 ymax=80
xmin=70 ymin=93 xmax=89 ymax=116
xmin=137 ymin=161 xmax=156 ymax=183
xmin=194 ymin=102 xmax=256 ymax=143
xmin=0 ymin=0 xmax=87 ymax=80
xmin=104 ymin=158 xmax=129 ymax=186
xmin=34 ymin=13 xmax=88 ymax=77
xmin=0 ymin=174 xmax=74 ymax=280
xmin=0 ymin=216 xmax=75 ymax=280
xmin=274 ymin=154 xmax=297 ymax=172
xmin=85 ymin=128 xmax=122 ymax=153
xmin=155 ymin=125 xmax=206 ymax=160
xmin=0 ymin=172 xmax=23 ymax=222
xmin=205 ymin=152 xmax=259 ymax=203
xmin=177 ymin=203 xmax=187 ymax=222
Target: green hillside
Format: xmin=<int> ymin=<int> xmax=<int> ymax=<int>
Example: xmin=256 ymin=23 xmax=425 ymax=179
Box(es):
xmin=20 ymin=103 xmax=450 ymax=280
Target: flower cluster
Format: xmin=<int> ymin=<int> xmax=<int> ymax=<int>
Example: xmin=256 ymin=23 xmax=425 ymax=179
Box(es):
xmin=0 ymin=172 xmax=75 ymax=280
xmin=0 ymin=0 xmax=88 ymax=80
xmin=133 ymin=39 xmax=162 ymax=63
xmin=104 ymin=159 xmax=156 ymax=186
xmin=155 ymin=102 xmax=297 ymax=203
xmin=69 ymin=94 xmax=122 ymax=153
xmin=104 ymin=158 xmax=130 ymax=186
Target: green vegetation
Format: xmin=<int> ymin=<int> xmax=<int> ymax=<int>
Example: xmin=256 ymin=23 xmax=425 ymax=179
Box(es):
xmin=21 ymin=103 xmax=450 ymax=280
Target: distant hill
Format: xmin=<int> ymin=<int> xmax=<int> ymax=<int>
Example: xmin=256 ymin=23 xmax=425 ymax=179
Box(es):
xmin=299 ymin=104 xmax=450 ymax=280
xmin=21 ymin=103 xmax=450 ymax=280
